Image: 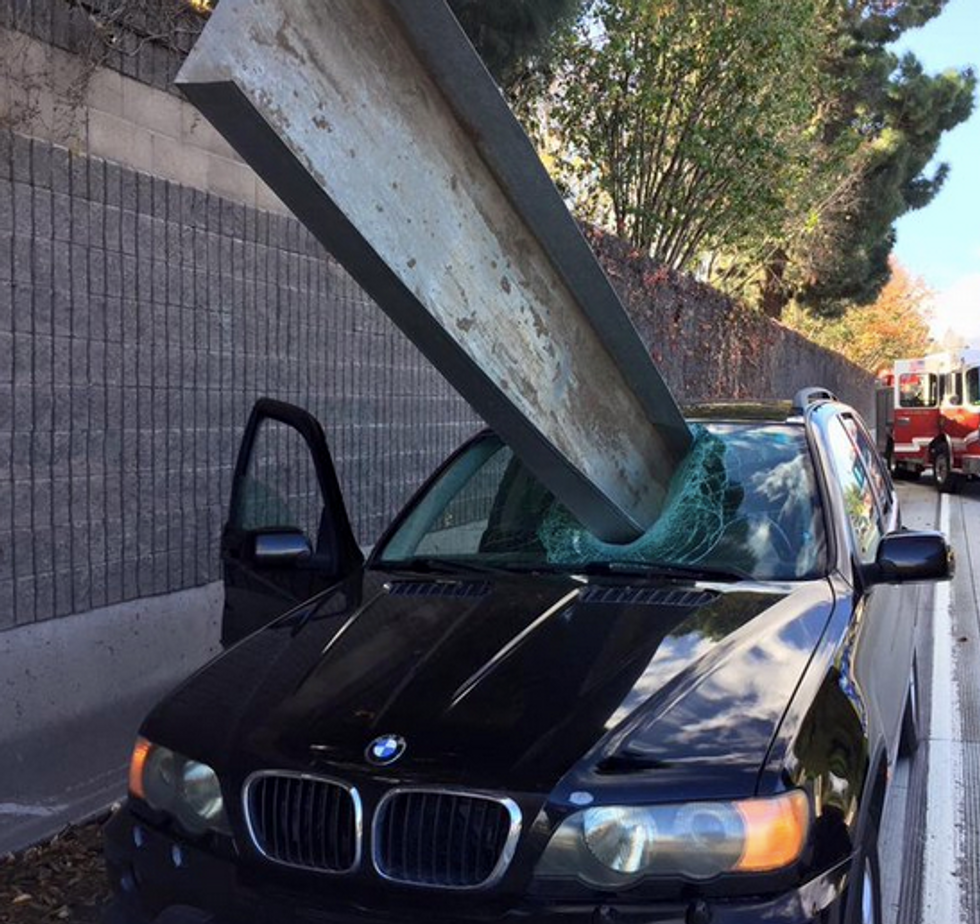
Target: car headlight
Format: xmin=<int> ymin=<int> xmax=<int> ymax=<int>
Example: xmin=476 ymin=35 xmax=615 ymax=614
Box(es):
xmin=128 ymin=737 xmax=231 ymax=836
xmin=535 ymin=791 xmax=809 ymax=887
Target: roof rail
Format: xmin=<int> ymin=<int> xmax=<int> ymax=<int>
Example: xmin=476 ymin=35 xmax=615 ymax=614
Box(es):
xmin=791 ymin=387 xmax=838 ymax=414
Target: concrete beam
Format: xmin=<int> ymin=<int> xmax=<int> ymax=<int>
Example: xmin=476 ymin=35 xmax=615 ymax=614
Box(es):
xmin=177 ymin=0 xmax=691 ymax=542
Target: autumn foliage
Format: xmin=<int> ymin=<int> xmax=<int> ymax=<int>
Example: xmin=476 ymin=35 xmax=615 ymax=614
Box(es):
xmin=784 ymin=260 xmax=934 ymax=373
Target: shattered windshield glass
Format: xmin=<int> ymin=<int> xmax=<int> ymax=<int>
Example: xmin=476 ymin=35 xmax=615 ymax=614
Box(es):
xmin=377 ymin=423 xmax=827 ymax=581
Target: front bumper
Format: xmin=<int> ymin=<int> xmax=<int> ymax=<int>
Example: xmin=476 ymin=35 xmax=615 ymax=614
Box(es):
xmin=103 ymin=807 xmax=850 ymax=924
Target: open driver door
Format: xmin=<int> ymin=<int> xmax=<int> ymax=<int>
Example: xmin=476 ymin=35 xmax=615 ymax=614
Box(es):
xmin=220 ymin=398 xmax=363 ymax=647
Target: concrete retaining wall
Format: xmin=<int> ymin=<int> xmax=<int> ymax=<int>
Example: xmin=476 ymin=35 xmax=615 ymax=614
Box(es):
xmin=0 ymin=581 xmax=222 ymax=854
xmin=0 ymin=127 xmax=481 ymax=630
xmin=590 ymin=229 xmax=877 ymax=421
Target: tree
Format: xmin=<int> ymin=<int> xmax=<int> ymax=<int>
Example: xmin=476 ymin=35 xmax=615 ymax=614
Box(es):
xmin=64 ymin=0 xmax=579 ymax=104
xmin=545 ymin=0 xmax=824 ymax=271
xmin=447 ymin=0 xmax=584 ymax=95
xmin=784 ymin=260 xmax=934 ymax=372
xmin=779 ymin=1 xmax=976 ymax=316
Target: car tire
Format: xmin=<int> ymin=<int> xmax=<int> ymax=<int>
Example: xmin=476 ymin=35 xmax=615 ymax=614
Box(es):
xmin=846 ymin=816 xmax=883 ymax=924
xmin=898 ymin=658 xmax=919 ymax=759
xmin=934 ymin=448 xmax=960 ymax=494
xmin=101 ymin=897 xmax=151 ymax=924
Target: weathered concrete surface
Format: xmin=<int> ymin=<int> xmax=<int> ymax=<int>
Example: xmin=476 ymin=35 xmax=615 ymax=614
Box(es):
xmin=177 ymin=0 xmax=691 ymax=543
xmin=0 ymin=583 xmax=222 ymax=855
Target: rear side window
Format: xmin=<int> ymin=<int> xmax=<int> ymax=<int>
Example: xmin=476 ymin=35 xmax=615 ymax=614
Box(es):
xmin=825 ymin=417 xmax=882 ymax=564
xmin=842 ymin=415 xmax=891 ymax=516
xmin=898 ymin=372 xmax=937 ymax=408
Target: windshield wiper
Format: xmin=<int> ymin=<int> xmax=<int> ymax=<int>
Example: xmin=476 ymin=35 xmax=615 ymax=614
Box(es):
xmin=577 ymin=560 xmax=749 ymax=583
xmin=376 ymin=557 xmax=748 ymax=582
xmin=375 ymin=557 xmax=516 ymax=576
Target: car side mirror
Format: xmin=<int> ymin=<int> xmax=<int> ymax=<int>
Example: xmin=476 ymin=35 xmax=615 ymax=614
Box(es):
xmin=866 ymin=530 xmax=954 ymax=585
xmin=252 ymin=530 xmax=313 ymax=565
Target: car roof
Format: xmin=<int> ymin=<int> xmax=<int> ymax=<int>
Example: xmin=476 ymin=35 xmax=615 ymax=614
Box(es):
xmin=476 ymin=393 xmax=840 ymax=434
xmin=681 ymin=400 xmax=796 ymax=423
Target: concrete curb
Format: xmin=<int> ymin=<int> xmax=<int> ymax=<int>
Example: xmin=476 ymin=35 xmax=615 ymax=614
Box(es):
xmin=0 ymin=582 xmax=222 ymax=855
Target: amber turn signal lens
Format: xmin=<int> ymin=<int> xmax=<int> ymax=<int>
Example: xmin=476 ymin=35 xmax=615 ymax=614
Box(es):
xmin=734 ymin=790 xmax=810 ymax=872
xmin=128 ymin=737 xmax=152 ymax=800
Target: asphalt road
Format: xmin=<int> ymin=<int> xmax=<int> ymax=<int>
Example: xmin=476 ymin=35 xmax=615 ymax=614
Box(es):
xmin=882 ymin=476 xmax=980 ymax=924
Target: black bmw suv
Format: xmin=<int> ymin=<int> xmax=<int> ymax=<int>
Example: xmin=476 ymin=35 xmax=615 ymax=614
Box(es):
xmin=104 ymin=391 xmax=951 ymax=924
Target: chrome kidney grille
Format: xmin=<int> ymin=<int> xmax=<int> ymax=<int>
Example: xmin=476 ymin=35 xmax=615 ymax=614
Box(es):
xmin=373 ymin=789 xmax=521 ymax=888
xmin=244 ymin=773 xmax=361 ymax=873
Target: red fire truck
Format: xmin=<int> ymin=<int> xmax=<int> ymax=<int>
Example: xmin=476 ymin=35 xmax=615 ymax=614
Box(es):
xmin=877 ymin=349 xmax=980 ymax=491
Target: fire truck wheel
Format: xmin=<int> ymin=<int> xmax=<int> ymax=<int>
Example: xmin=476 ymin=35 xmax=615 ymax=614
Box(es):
xmin=934 ymin=448 xmax=960 ymax=494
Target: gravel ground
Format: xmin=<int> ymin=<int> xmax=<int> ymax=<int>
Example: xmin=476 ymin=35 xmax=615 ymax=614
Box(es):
xmin=0 ymin=815 xmax=112 ymax=924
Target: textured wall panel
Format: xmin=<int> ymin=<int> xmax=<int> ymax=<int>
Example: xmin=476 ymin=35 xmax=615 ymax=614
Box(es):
xmin=0 ymin=130 xmax=481 ymax=629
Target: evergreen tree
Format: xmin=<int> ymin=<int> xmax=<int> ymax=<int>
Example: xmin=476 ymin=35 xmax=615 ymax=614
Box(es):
xmin=786 ymin=0 xmax=976 ymax=315
xmin=447 ymin=0 xmax=584 ymax=94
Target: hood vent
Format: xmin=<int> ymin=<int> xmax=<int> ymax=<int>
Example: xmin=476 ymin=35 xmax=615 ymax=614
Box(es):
xmin=580 ymin=585 xmax=715 ymax=608
xmin=385 ymin=581 xmax=491 ymax=599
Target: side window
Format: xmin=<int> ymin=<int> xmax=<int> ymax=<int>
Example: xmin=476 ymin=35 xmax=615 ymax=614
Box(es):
xmin=381 ymin=436 xmax=560 ymax=561
xmin=942 ymin=371 xmax=962 ymax=403
xmin=413 ymin=446 xmax=512 ymax=556
xmin=825 ymin=417 xmax=882 ymax=564
xmin=843 ymin=415 xmax=891 ymax=514
xmin=233 ymin=418 xmax=323 ymax=545
xmin=966 ymin=368 xmax=980 ymax=406
xmin=898 ymin=372 xmax=937 ymax=408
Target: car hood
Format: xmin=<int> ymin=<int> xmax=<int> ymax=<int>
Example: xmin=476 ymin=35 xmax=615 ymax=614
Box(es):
xmin=144 ymin=570 xmax=834 ymax=798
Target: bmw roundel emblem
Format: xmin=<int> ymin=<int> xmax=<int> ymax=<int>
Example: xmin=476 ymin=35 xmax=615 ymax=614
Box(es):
xmin=366 ymin=734 xmax=407 ymax=766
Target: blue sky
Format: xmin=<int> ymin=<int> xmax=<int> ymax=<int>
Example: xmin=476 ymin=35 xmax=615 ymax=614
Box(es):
xmin=891 ymin=0 xmax=979 ymax=346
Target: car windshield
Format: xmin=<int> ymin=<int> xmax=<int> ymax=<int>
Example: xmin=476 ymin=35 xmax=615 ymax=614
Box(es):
xmin=376 ymin=423 xmax=827 ymax=581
